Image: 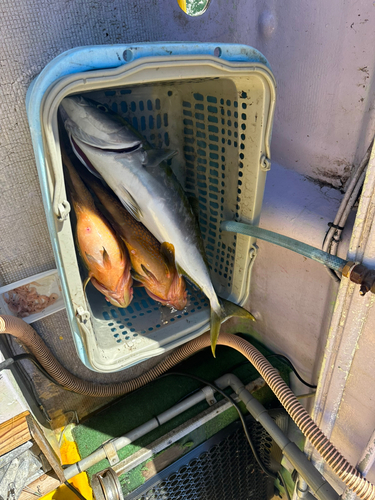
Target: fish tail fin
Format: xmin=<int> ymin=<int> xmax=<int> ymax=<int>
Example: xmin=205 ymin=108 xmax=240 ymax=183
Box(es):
xmin=220 ymin=298 xmax=256 ymax=322
xmin=210 ymin=298 xmax=256 ymax=357
xmin=210 ymin=305 xmax=226 ymax=358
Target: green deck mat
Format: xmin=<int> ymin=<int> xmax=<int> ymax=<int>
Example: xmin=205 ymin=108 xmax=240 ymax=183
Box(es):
xmin=73 ymin=332 xmax=291 ymax=486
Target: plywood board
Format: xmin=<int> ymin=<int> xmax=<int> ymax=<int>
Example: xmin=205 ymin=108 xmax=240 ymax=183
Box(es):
xmin=0 ymin=410 xmax=31 ymax=456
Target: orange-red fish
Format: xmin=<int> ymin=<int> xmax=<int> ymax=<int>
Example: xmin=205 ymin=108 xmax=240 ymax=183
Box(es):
xmin=62 ymin=150 xmax=133 ymax=308
xmin=84 ymin=173 xmax=187 ymax=310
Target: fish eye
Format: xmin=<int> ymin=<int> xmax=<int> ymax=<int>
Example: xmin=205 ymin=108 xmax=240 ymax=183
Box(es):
xmin=97 ymin=104 xmax=108 ymax=112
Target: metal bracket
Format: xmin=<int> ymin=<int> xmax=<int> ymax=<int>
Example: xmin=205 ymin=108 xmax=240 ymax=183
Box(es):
xmin=76 ymin=306 xmax=90 ymax=324
xmin=260 ymin=154 xmax=271 ymax=171
xmin=57 ymin=200 xmax=71 ymax=221
xmin=103 ymin=442 xmax=120 ymax=466
xmin=201 ymin=386 xmax=217 ymax=406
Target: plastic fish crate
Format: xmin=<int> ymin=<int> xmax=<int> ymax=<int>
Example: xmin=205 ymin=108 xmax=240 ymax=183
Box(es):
xmin=26 ymin=43 xmax=276 ymax=373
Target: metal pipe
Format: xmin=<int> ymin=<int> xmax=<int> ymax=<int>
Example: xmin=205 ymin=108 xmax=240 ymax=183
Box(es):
xmin=296 ymin=478 xmax=319 ymax=500
xmin=215 ymin=374 xmax=339 ymax=500
xmin=67 ymin=371 xmax=338 ymax=500
xmin=220 ymin=221 xmax=348 ymax=272
xmin=65 ymin=384 xmax=211 ymax=479
xmin=111 ymin=377 xmax=266 ymax=478
xmin=221 ymin=221 xmax=375 ymax=295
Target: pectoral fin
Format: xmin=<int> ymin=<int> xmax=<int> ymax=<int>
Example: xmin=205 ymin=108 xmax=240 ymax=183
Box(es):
xmin=132 ymin=281 xmax=145 ymax=288
xmin=131 ymin=267 xmax=159 ymax=286
xmin=119 ymin=184 xmax=142 ymax=220
xmin=85 ymin=252 xmax=101 ymax=266
xmin=141 ymin=264 xmax=159 ymax=284
xmin=131 ymin=270 xmax=148 ymax=285
xmin=144 ymin=149 xmax=178 ymax=169
xmin=70 ymin=136 xmax=102 ymax=178
xmin=187 ymin=196 xmax=201 ymax=223
xmin=102 ymin=247 xmax=111 ymax=270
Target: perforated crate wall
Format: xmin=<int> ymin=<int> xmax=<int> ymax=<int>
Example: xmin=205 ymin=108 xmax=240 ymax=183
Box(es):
xmin=81 ymin=79 xmax=257 ymax=368
xmin=73 ymin=77 xmax=267 ymax=371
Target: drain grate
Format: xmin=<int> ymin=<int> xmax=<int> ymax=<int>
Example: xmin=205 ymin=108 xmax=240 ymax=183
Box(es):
xmin=124 ymin=415 xmax=277 ymax=500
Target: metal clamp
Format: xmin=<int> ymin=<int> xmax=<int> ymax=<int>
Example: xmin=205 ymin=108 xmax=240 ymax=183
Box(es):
xmin=103 ymin=442 xmax=120 ymax=466
xmin=260 ymin=154 xmax=271 ymax=171
xmin=201 ymin=386 xmax=217 ymax=406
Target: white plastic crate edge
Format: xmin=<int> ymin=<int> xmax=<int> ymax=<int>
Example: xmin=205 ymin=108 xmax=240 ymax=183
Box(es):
xmin=38 ymin=55 xmax=276 ymax=373
xmin=0 ymin=350 xmax=30 ymax=425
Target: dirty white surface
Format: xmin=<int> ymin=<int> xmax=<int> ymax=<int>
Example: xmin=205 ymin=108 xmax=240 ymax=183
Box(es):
xmin=0 ymin=352 xmax=29 ymax=425
xmin=1 ymin=0 xmax=375 ymax=489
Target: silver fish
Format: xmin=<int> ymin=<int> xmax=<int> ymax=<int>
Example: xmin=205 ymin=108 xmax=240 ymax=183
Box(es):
xmin=60 ymin=96 xmax=255 ymax=355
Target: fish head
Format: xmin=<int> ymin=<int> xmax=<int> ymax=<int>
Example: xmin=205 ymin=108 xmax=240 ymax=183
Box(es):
xmin=91 ymin=260 xmax=133 ymax=309
xmin=143 ymin=271 xmax=188 ymax=311
xmin=59 ymin=95 xmax=142 ymax=150
xmin=165 ymin=272 xmax=188 ymax=310
xmin=68 ymin=135 xmax=147 ymax=188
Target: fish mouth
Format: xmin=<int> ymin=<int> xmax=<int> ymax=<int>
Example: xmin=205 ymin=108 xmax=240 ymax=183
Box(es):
xmin=145 ymin=288 xmax=188 ymax=311
xmin=91 ymin=274 xmax=133 ymax=309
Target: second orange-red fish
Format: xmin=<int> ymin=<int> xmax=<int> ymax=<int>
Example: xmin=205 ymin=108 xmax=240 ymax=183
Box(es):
xmin=83 ymin=173 xmax=188 ymax=310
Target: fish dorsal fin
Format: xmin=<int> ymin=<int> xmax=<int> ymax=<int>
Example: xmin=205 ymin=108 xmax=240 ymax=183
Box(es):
xmin=119 ymin=184 xmax=142 ymax=220
xmin=144 ymin=149 xmax=178 ymax=169
xmin=160 ymin=242 xmax=176 ymax=276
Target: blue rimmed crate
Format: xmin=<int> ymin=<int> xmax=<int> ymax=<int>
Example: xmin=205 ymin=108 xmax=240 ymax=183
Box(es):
xmin=26 ymin=43 xmax=276 ymax=372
